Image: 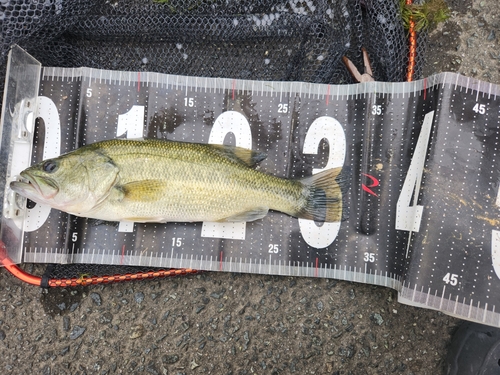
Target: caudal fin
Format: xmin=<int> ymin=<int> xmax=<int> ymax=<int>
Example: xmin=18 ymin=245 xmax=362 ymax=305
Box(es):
xmin=296 ymin=167 xmax=350 ymax=223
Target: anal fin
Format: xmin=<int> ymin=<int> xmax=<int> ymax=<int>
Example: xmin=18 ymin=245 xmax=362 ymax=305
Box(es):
xmin=219 ymin=207 xmax=269 ymax=222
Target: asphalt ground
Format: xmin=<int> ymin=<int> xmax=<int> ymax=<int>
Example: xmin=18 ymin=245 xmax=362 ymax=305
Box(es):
xmin=0 ymin=1 xmax=497 ymax=374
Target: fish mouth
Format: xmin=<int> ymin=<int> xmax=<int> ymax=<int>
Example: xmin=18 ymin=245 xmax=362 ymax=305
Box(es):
xmin=10 ymin=171 xmax=59 ymax=200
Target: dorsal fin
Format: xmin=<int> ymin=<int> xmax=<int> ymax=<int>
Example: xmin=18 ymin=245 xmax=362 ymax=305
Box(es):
xmin=209 ymin=144 xmax=267 ymax=167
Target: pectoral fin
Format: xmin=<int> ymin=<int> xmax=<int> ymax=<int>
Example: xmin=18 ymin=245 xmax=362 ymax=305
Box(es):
xmin=219 ymin=207 xmax=269 ymax=222
xmin=120 ymin=180 xmax=167 ymax=202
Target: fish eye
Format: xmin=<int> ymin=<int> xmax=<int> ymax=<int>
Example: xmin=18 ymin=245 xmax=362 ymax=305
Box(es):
xmin=42 ymin=160 xmax=58 ymax=173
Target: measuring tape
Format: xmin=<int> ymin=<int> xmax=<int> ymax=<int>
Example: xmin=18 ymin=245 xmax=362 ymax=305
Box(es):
xmin=2 ymin=46 xmax=500 ymax=327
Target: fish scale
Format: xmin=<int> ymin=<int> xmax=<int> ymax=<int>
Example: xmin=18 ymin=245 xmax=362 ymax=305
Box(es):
xmin=2 ymin=46 xmax=500 ymax=327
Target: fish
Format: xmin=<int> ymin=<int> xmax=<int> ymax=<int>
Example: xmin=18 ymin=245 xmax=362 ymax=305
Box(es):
xmin=10 ymin=138 xmax=349 ymax=223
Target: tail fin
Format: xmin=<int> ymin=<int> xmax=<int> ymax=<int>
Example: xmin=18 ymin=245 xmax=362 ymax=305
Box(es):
xmin=297 ymin=167 xmax=350 ymax=223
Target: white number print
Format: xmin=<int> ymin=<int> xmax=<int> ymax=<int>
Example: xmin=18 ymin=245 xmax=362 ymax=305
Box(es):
xmin=117 ymin=105 xmax=144 ymax=139
xmin=443 ymin=272 xmax=458 ymax=286
xmin=299 ymin=116 xmax=346 ymax=248
xmin=472 ymin=103 xmax=486 ymax=115
xmin=172 ymin=237 xmax=183 ymax=247
xmin=185 ymin=97 xmax=194 ymax=107
xmin=492 ymin=186 xmax=500 ymax=279
xmin=24 ymin=96 xmax=62 ymax=232
xmin=278 ymin=103 xmax=288 ymax=113
xmin=201 ymin=111 xmax=253 ymax=240
xmin=371 ymin=105 xmax=382 ymax=115
xmin=396 ymin=110 xmax=434 ymax=233
xmin=268 ymin=244 xmax=279 ymax=254
xmin=364 ymin=252 xmax=375 ymax=263
xmin=116 ymin=105 xmax=145 ymax=232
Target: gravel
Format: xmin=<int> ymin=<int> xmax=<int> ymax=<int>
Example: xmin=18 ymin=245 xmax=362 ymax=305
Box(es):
xmin=424 ymin=0 xmax=500 ymax=83
xmin=0 ymin=1 xmax=496 ymax=374
xmin=0 ymin=272 xmax=456 ymax=374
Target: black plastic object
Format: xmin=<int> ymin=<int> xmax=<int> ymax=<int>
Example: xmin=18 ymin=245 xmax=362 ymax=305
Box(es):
xmin=446 ymin=321 xmax=500 ymax=375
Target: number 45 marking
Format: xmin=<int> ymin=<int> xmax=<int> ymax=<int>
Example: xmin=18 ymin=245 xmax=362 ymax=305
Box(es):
xmin=443 ymin=272 xmax=458 ymax=286
xmin=473 ymin=103 xmax=486 ymax=114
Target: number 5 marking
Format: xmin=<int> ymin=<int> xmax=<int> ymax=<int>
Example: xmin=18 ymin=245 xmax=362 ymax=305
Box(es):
xmin=298 ymin=116 xmax=346 ymax=248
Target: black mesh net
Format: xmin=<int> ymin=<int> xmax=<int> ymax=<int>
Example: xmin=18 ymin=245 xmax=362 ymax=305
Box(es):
xmin=0 ymin=0 xmax=425 ymax=283
xmin=1 ymin=1 xmax=422 ymax=91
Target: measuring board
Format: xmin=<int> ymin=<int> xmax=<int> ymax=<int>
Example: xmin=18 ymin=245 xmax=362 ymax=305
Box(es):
xmin=1 ymin=46 xmax=500 ymax=327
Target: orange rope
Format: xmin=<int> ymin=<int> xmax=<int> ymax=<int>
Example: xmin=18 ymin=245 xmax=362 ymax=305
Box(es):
xmin=0 ymin=240 xmax=42 ymax=286
xmin=1 ymin=239 xmax=199 ymax=287
xmin=47 ymin=268 xmax=199 ymax=287
xmin=406 ymin=0 xmax=417 ymax=82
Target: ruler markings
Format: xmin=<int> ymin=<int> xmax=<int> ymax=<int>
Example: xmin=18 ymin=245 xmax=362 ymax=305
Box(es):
xmin=439 ymin=285 xmax=446 ymax=310
xmin=14 ymin=63 xmax=500 ymax=325
xmin=38 ymin=67 xmax=500 ymax=98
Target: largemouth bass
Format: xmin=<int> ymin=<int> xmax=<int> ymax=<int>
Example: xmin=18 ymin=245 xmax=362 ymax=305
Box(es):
xmin=10 ymin=139 xmax=348 ymax=223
